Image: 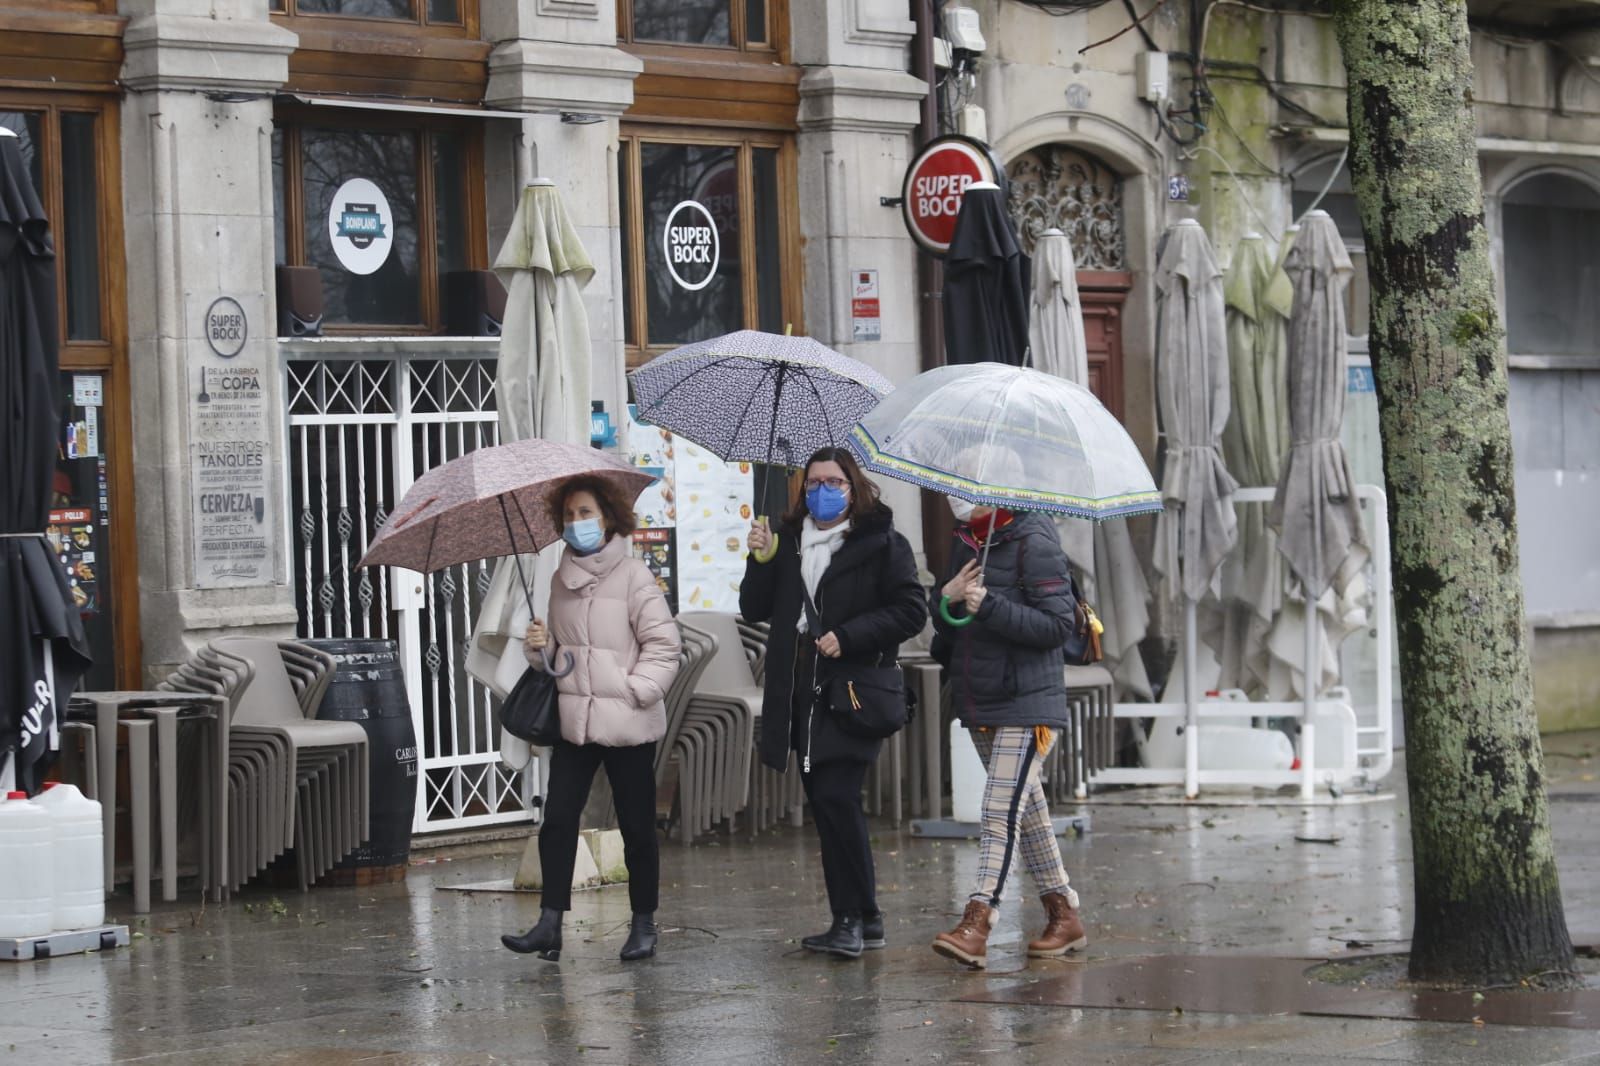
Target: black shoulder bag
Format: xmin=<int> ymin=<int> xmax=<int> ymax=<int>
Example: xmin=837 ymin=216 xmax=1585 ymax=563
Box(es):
xmin=800 ymin=584 xmax=912 ymax=741
xmin=499 ymin=661 xmax=564 ymax=746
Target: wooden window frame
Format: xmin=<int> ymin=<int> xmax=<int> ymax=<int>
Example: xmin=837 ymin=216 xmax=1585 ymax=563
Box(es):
xmin=274 ymin=104 xmax=489 ymax=336
xmin=617 ymin=0 xmax=787 ymax=61
xmin=0 ymin=90 xmax=139 ymax=687
xmin=270 ymin=0 xmax=479 ymax=37
xmin=619 ymin=125 xmax=803 ymax=368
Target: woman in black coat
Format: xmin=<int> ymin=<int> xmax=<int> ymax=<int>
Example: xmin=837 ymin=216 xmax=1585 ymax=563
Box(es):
xmin=740 ymin=446 xmax=926 ymax=959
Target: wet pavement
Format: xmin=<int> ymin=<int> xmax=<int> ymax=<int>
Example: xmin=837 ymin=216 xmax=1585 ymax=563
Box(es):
xmin=6 ymin=737 xmax=1600 ymax=1064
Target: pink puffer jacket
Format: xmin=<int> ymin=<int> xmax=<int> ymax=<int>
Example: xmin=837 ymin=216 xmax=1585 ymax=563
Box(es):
xmin=526 ymin=533 xmax=680 ymax=747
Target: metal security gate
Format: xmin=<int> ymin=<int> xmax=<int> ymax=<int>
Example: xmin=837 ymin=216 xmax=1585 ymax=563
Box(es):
xmin=284 ymin=341 xmax=538 ymax=833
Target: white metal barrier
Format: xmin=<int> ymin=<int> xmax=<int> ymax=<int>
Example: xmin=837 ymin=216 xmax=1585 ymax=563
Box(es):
xmin=1093 ymin=484 xmax=1395 ymax=798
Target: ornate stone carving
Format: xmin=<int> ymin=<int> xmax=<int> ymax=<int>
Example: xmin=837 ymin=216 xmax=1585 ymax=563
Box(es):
xmin=1006 ymin=145 xmax=1126 ymax=270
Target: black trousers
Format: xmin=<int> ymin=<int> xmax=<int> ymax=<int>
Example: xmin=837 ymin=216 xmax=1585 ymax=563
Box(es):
xmin=538 ymin=740 xmax=659 ymax=914
xmin=800 ymin=759 xmax=878 ymax=917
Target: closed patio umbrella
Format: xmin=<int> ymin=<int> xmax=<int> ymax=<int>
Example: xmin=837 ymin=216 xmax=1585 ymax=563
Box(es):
xmin=463 ymin=180 xmax=595 ymax=771
xmin=0 ymin=127 xmax=90 ymax=794
xmin=1270 ymin=211 xmax=1369 ymax=601
xmin=1269 ymin=210 xmax=1371 ymax=797
xmin=1028 ymin=228 xmax=1153 ymax=700
xmin=1208 ymin=232 xmax=1294 ymax=696
xmin=1151 ymin=219 xmax=1236 ymax=797
xmin=943 ymin=182 xmax=1030 ymax=366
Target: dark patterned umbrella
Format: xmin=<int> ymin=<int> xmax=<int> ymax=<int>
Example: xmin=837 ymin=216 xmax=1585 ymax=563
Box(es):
xmin=1 ymin=127 xmax=90 ymax=794
xmin=630 ymin=330 xmax=892 ymax=472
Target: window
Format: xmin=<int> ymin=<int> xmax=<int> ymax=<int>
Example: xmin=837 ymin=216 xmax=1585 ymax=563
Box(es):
xmin=619 ymin=131 xmax=797 ymax=364
xmin=1291 ymin=155 xmax=1370 ymax=340
xmin=1502 ymin=173 xmax=1600 ymax=359
xmin=1 ymin=108 xmax=104 ymax=342
xmin=273 ymin=108 xmax=486 ymax=333
xmin=1 ymin=96 xmax=129 ymax=690
xmin=270 ymin=0 xmax=464 ymax=27
xmin=619 ymin=0 xmax=774 ymax=51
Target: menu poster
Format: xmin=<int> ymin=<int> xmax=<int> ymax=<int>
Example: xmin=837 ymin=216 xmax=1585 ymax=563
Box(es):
xmin=186 ymin=292 xmax=277 ymax=589
xmin=672 ymin=439 xmax=754 ymax=614
xmin=624 ymin=405 xmax=676 ymax=529
xmin=632 ymin=528 xmax=678 ymax=615
xmin=622 ymin=404 xmax=754 ymax=615
xmin=46 ymin=508 xmax=99 ymax=616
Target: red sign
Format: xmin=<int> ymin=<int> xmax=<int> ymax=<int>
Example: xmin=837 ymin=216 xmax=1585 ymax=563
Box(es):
xmin=900 ymin=135 xmax=1000 ymax=255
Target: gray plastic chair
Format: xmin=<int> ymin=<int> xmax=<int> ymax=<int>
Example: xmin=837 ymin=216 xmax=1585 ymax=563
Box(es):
xmin=215 ymin=637 xmax=368 ymax=890
xmin=680 ymin=612 xmax=762 ymax=832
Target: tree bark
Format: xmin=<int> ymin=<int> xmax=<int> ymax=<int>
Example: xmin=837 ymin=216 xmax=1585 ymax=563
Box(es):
xmin=1331 ymin=0 xmax=1575 ymax=986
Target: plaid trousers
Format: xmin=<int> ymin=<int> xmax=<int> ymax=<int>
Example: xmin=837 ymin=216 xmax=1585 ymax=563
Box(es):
xmin=968 ymin=726 xmax=1077 ymax=909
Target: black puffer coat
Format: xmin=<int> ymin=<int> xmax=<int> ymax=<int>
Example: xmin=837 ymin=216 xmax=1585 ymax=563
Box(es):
xmin=740 ymin=504 xmax=927 ymax=771
xmin=931 ymin=512 xmax=1077 ymax=729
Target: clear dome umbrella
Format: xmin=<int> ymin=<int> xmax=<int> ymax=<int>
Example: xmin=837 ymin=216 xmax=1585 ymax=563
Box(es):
xmin=846 ymin=361 xmax=1161 ymax=622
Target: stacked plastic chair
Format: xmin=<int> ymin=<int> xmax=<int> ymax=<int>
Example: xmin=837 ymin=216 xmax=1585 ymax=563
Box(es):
xmin=733 ymin=618 xmax=803 ymax=834
xmin=653 ymin=620 xmax=716 ymax=826
xmin=673 ymin=613 xmax=763 ymax=842
xmin=1041 ymin=664 xmax=1116 ymax=803
xmin=159 ymin=637 xmax=370 ymax=891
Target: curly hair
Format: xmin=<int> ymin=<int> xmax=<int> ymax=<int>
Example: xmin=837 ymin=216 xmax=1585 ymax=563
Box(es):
xmin=780 ymin=447 xmax=884 ymax=527
xmin=547 ymin=475 xmax=640 ymax=539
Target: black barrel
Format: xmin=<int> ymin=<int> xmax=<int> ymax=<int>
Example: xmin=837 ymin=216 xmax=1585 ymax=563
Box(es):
xmin=304 ymin=639 xmax=418 ymax=884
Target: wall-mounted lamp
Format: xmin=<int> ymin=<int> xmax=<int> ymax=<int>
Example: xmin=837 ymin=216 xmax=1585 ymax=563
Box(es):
xmin=560 ymin=112 xmax=604 ymax=125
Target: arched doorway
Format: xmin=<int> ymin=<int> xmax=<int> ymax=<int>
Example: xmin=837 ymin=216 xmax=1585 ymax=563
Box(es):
xmin=1006 ymin=144 xmax=1130 ymax=420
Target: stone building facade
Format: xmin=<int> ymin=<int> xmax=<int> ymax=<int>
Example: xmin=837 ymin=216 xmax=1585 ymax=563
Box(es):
xmin=3 ymin=0 xmax=1594 ymax=831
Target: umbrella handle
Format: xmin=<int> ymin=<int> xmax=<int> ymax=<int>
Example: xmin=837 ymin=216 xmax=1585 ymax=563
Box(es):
xmin=938 ymin=595 xmax=974 ymax=628
xmin=541 ymin=646 xmax=576 ymax=678
xmin=750 ymin=517 xmax=780 ymax=565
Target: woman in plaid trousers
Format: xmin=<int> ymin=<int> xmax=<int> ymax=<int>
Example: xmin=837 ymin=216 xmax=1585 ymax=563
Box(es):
xmin=928 ymin=497 xmax=1088 ymax=969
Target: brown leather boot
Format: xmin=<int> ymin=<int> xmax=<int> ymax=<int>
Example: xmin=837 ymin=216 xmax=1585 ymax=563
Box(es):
xmin=932 ymin=899 xmax=995 ymax=969
xmin=1026 ymin=892 xmax=1087 ymax=958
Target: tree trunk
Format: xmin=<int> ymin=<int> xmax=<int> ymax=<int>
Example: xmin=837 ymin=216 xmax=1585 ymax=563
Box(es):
xmin=1331 ymin=0 xmax=1575 ymax=986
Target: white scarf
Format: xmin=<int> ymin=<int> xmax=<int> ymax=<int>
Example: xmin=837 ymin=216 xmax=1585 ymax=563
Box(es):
xmin=797 ymin=516 xmax=850 ymax=633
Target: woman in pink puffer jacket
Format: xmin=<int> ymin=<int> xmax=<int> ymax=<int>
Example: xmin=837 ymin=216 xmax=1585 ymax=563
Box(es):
xmin=500 ymin=475 xmax=679 ymax=964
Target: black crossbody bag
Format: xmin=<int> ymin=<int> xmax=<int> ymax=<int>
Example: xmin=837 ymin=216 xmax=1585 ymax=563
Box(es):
xmin=800 ymin=584 xmax=912 ymax=741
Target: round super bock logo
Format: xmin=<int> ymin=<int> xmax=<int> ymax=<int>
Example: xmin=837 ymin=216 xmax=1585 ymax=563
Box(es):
xmin=328 ymin=178 xmax=394 ymax=276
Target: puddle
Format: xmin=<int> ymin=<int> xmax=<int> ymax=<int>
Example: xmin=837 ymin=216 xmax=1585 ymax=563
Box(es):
xmin=959 ymin=952 xmax=1600 ymax=1029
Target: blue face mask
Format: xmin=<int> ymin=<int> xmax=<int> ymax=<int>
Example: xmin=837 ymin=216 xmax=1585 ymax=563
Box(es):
xmin=805 ymin=483 xmax=850 ymax=523
xmin=562 ymin=518 xmax=605 ymax=555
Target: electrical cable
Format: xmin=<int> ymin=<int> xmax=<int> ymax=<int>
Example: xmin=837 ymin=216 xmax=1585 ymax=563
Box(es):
xmin=1180 ymin=143 xmax=1281 ymax=239
xmin=1294 ymin=144 xmax=1349 ymax=222
xmin=1081 ymin=0 xmax=1169 ymax=54
xmin=1123 ymin=0 xmax=1161 ymax=50
xmin=1011 ymin=0 xmax=1118 ymax=15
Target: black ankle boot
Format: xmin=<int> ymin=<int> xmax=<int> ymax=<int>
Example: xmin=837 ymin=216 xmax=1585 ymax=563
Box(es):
xmin=620 ymin=912 xmax=658 ymax=961
xmin=862 ymin=910 xmax=886 ymax=950
xmin=803 ymin=913 xmax=845 ymax=953
xmin=501 ymin=907 xmax=563 ymax=960
xmin=807 ymin=913 xmax=864 ymax=959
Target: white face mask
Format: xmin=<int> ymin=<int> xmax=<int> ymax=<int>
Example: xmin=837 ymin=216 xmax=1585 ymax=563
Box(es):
xmin=948 ymin=496 xmax=975 ymax=522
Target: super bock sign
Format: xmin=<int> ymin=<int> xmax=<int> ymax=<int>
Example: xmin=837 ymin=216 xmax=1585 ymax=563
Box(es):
xmin=327 ymin=178 xmax=395 ymax=275
xmin=899 ymin=135 xmax=1002 ymax=256
xmin=662 ymin=200 xmax=720 ymax=292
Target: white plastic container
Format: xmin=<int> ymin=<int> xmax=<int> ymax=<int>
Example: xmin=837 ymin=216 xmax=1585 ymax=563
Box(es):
xmin=0 ymin=791 xmax=54 ymax=939
xmin=950 ymin=720 xmax=988 ymax=823
xmin=35 ymin=783 xmax=104 ymax=932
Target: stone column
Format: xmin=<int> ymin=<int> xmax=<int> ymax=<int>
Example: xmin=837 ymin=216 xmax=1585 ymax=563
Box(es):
xmin=120 ymin=1 xmax=299 ymax=683
xmin=483 ymin=0 xmax=642 ymax=421
xmin=792 ymin=2 xmax=927 ymax=552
